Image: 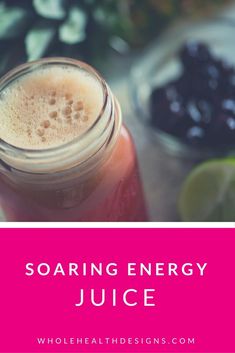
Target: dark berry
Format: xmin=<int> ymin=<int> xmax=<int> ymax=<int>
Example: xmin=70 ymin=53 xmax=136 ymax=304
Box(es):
xmin=150 ymin=86 xmax=189 ymax=135
xmin=165 ymin=83 xmax=182 ymax=102
xmin=186 ymin=126 xmax=206 ymax=145
xmin=197 ymin=100 xmax=213 ymax=124
xmin=174 ymin=75 xmax=191 ymax=99
xmin=208 ymin=113 xmax=235 ymax=146
xmin=203 ymin=63 xmax=220 ymax=80
xmin=221 ymin=98 xmax=235 ymax=115
xmin=217 ymin=59 xmax=235 ymax=78
xmin=180 ymin=41 xmax=211 ymax=69
xmin=226 ymin=116 xmax=235 ymax=130
xmin=186 ymin=100 xmax=202 ymax=123
xmin=186 ymin=99 xmax=213 ymax=126
xmin=227 ymin=75 xmax=235 ymax=97
xmin=230 ymin=75 xmax=235 ymax=87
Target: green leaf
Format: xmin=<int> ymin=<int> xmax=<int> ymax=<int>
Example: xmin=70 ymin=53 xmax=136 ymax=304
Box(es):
xmin=59 ymin=6 xmax=87 ymax=45
xmin=0 ymin=3 xmax=30 ymax=39
xmin=33 ymin=0 xmax=66 ymax=20
xmin=25 ymin=21 xmax=56 ymax=61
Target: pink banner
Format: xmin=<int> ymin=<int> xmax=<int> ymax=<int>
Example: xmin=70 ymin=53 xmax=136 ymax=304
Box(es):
xmin=0 ymin=228 xmax=234 ymax=352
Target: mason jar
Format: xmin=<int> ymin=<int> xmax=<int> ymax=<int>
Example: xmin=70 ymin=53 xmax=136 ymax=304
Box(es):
xmin=0 ymin=58 xmax=148 ymax=221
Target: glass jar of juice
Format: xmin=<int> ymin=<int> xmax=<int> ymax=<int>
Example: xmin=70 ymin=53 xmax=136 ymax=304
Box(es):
xmin=0 ymin=58 xmax=148 ymax=221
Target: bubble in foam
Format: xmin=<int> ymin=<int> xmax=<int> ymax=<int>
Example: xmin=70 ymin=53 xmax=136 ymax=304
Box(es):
xmin=74 ymin=101 xmax=83 ymax=111
xmin=63 ymin=106 xmax=72 ymax=116
xmin=49 ymin=98 xmax=56 ymax=105
xmin=41 ymin=120 xmax=50 ymax=128
xmin=37 ymin=128 xmax=45 ymax=136
xmin=49 ymin=111 xmax=57 ymax=119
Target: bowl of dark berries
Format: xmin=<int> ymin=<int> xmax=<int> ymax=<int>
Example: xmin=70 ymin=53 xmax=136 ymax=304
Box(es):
xmin=131 ymin=20 xmax=235 ymax=159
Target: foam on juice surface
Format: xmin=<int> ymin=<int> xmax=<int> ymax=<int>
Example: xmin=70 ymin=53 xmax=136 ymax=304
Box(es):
xmin=0 ymin=66 xmax=104 ymax=149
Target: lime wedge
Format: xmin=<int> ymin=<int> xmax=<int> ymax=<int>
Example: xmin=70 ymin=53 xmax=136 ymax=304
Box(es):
xmin=179 ymin=159 xmax=235 ymax=221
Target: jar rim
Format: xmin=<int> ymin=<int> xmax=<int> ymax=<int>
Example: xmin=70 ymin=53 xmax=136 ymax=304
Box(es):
xmin=0 ymin=58 xmax=118 ymax=173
